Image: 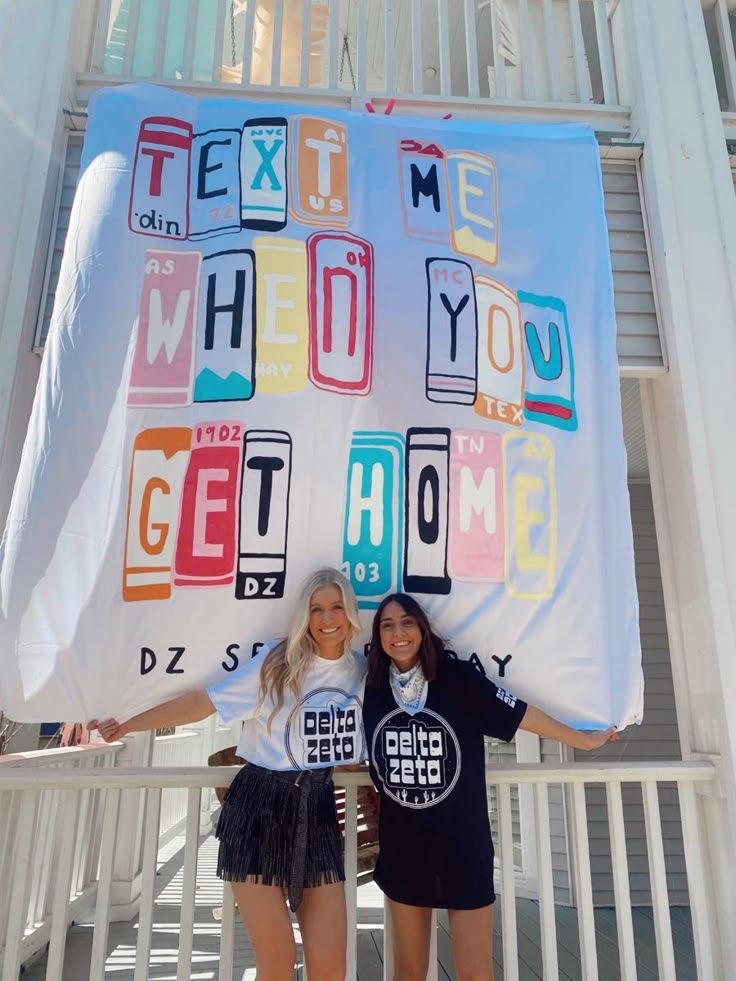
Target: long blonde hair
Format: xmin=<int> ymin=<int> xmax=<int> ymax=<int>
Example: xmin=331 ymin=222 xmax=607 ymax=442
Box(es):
xmin=258 ymin=567 xmax=362 ymax=726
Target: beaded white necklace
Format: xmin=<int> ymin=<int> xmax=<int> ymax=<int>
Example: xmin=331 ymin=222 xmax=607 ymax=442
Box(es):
xmin=389 ymin=660 xmax=428 ymax=715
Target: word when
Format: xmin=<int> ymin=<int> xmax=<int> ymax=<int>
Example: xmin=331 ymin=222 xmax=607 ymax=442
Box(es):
xmin=128 ymin=237 xmax=374 ymax=405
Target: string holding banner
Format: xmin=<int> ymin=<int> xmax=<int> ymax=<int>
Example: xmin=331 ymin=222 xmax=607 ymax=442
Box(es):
xmin=0 ymin=84 xmax=642 ymax=730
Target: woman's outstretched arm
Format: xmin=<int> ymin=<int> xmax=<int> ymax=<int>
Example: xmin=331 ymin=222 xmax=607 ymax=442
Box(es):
xmin=519 ymin=704 xmax=619 ymax=752
xmin=89 ymin=690 xmax=216 ymax=742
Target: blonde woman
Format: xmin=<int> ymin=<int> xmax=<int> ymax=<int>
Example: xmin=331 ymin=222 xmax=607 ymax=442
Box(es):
xmin=90 ymin=568 xmax=366 ymax=981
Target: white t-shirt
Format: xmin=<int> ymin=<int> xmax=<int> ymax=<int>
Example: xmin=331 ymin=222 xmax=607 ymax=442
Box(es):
xmin=207 ymin=641 xmax=367 ymax=770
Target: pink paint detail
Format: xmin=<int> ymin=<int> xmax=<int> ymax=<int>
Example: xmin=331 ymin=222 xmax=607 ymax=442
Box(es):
xmin=173 ymin=422 xmax=244 ymax=587
xmin=307 ymin=232 xmax=374 ymax=395
xmin=128 ymin=250 xmax=201 ymax=407
xmin=449 ymin=429 xmax=504 ymax=582
xmin=128 ymin=117 xmax=192 ymax=239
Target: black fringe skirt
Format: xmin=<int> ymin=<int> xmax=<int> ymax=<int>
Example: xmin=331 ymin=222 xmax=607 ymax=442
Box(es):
xmin=215 ymin=763 xmax=344 ymax=910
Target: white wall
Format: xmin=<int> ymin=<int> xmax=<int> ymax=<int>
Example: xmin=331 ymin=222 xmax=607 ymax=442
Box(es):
xmin=0 ymin=2 xmax=96 ymax=532
xmin=611 ymin=0 xmax=736 ymax=971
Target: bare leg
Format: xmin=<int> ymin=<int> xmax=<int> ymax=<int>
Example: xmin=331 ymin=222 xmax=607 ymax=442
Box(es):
xmin=447 ymin=905 xmax=495 ymax=981
xmin=230 ymin=880 xmax=296 ymax=981
xmin=295 ymin=880 xmax=348 ymax=981
xmin=386 ymin=897 xmax=433 ymax=981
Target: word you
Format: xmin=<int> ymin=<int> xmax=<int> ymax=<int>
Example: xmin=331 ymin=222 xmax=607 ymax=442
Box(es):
xmin=425 ymin=258 xmax=577 ymax=431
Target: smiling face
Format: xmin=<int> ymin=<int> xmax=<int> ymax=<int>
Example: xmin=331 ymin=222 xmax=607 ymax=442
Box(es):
xmin=379 ymin=600 xmax=423 ymax=672
xmin=308 ymin=583 xmax=350 ymax=659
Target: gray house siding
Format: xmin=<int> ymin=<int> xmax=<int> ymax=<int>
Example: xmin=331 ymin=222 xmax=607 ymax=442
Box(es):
xmin=576 ymin=483 xmax=685 ymax=907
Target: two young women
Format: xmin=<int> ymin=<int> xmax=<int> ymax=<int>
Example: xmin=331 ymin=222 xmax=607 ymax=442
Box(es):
xmin=92 ymin=568 xmax=617 ymax=981
xmin=92 ymin=567 xmax=363 ymax=981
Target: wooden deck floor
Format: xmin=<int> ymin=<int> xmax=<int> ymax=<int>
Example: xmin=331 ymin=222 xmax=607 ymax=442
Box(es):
xmin=23 ymin=832 xmax=697 ymax=980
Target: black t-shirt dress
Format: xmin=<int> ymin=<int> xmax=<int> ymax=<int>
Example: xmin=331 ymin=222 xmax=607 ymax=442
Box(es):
xmin=363 ymin=657 xmax=527 ymax=910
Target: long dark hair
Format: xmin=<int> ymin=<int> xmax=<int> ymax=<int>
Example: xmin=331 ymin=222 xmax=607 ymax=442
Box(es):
xmin=367 ymin=593 xmax=446 ymax=688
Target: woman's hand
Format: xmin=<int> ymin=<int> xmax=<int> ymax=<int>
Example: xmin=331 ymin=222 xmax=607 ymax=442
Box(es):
xmin=88 ymin=719 xmax=130 ymax=743
xmin=520 ymin=706 xmax=620 ymax=751
xmin=88 ymin=691 xmax=215 ymax=742
xmin=576 ymin=725 xmax=619 ymax=751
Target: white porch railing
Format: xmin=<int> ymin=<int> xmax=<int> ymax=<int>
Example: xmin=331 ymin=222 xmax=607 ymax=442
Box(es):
xmin=0 ymin=744 xmax=123 ymax=976
xmin=83 ymin=0 xmax=623 ymax=113
xmin=0 ymin=757 xmax=717 ymax=981
xmin=152 ymin=729 xmax=203 ymax=843
xmin=153 ymin=723 xmax=239 ymax=842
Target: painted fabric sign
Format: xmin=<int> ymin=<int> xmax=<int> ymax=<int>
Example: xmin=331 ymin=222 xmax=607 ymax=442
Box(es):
xmin=0 ymin=84 xmax=642 ymax=728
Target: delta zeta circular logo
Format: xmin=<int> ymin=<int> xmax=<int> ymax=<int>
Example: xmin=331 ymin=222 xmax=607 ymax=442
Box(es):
xmin=370 ymin=707 xmax=461 ymax=809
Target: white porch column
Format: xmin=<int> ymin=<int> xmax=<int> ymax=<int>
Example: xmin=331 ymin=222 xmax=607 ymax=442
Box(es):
xmin=611 ymin=1 xmax=736 ymax=975
xmin=110 ymin=730 xmax=154 ymax=919
xmin=0 ymin=1 xmax=96 ymax=530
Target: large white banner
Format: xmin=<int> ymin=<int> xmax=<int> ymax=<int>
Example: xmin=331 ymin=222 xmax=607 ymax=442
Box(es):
xmin=0 ymin=84 xmax=642 ymax=728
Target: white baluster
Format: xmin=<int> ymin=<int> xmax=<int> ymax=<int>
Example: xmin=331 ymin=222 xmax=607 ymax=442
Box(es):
xmin=177 ymin=787 xmax=203 ymax=981
xmin=385 ymin=0 xmax=396 ymax=94
xmin=570 ymin=782 xmax=598 ymax=979
xmin=28 ymin=784 xmax=57 ymax=928
xmin=271 ymin=0 xmax=284 ymax=86
xmin=133 ymin=787 xmax=162 ymax=981
xmin=90 ymin=0 xmax=114 ymax=72
xmin=411 ymin=0 xmax=423 ymax=95
xmin=211 ymin=0 xmax=226 ymax=82
xmin=357 ymin=0 xmax=368 ymax=92
xmin=437 ymin=0 xmax=451 ymax=96
xmin=463 ymin=0 xmax=480 ymax=98
xmin=641 ymin=780 xmax=676 ymax=980
xmin=605 ymin=780 xmax=637 ymax=981
xmin=329 ymin=0 xmax=340 ymax=90
xmin=490 ymin=0 xmax=507 ymax=98
xmin=89 ymin=788 xmax=121 ymax=981
xmin=45 ymin=790 xmax=82 ymax=981
xmin=1 ymin=791 xmax=38 ymax=981
xmin=533 ymin=783 xmax=559 ymax=980
xmin=542 ymin=0 xmax=560 ymax=101
xmin=498 ymin=782 xmax=519 ymax=981
xmin=71 ymin=760 xmax=93 ymax=896
xmin=182 ymin=0 xmax=200 ymax=81
xmin=517 ymin=0 xmax=535 ymax=100
xmin=240 ymin=0 xmax=256 ymax=87
xmin=677 ymin=780 xmax=716 ymax=981
xmin=122 ymin=0 xmax=142 ymax=77
xmin=567 ymin=0 xmax=589 ymax=102
xmin=300 ymin=0 xmax=312 ymax=89
xmin=716 ymin=0 xmax=736 ymax=111
xmin=593 ymin=0 xmax=617 ymax=104
xmin=153 ymin=0 xmax=171 ymax=77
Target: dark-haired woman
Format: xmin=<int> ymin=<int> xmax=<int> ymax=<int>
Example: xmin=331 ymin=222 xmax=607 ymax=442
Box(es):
xmin=363 ymin=593 xmax=618 ymax=981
